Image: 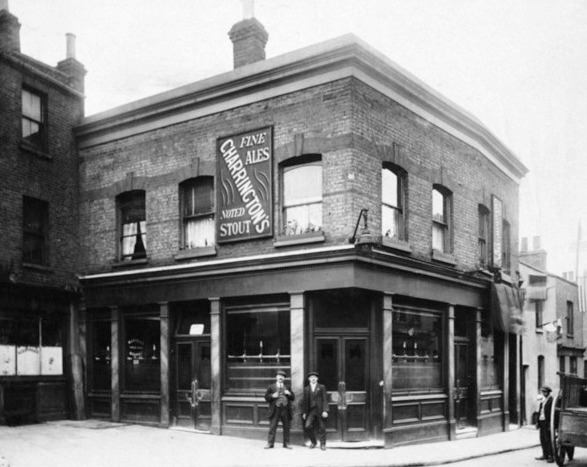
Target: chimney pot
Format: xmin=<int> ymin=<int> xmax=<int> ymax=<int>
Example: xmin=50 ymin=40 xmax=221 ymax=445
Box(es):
xmin=521 ymin=237 xmax=528 ymax=252
xmin=66 ymin=33 xmax=76 ymax=59
xmin=0 ymin=0 xmax=8 ymax=12
xmin=533 ymin=236 xmax=541 ymax=250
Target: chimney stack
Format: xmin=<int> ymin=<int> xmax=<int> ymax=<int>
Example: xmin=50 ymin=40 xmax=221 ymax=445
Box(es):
xmin=519 ymin=235 xmax=547 ymax=271
xmin=0 ymin=0 xmax=21 ymax=53
xmin=57 ymin=33 xmax=86 ymax=93
xmin=228 ymin=1 xmax=268 ymax=69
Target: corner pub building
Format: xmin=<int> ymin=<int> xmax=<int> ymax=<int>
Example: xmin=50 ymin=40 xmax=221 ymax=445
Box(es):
xmin=75 ymin=14 xmax=528 ymax=447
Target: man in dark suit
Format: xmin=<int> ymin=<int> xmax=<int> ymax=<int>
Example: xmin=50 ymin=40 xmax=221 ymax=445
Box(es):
xmin=535 ymin=385 xmax=554 ymax=463
xmin=264 ymin=369 xmax=295 ymax=449
xmin=302 ymin=371 xmax=329 ymax=450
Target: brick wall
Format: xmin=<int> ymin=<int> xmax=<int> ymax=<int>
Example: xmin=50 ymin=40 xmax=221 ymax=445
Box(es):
xmin=0 ymin=53 xmax=84 ymax=287
xmin=79 ymin=76 xmax=521 ymax=275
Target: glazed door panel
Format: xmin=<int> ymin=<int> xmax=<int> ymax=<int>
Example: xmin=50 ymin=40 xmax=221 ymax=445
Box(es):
xmin=173 ymin=340 xmax=211 ymax=430
xmin=315 ymin=336 xmax=370 ymax=441
xmin=454 ymin=341 xmax=473 ymax=429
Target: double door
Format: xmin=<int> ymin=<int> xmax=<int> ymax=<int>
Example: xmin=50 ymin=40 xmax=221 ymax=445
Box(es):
xmin=315 ymin=336 xmax=370 ymax=441
xmin=173 ymin=339 xmax=211 ymax=430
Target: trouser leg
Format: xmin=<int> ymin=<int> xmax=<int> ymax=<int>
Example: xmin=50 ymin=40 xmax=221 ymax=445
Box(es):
xmin=280 ymin=408 xmax=290 ymax=444
xmin=267 ymin=414 xmax=278 ymax=446
xmin=304 ymin=410 xmax=318 ymax=444
xmin=317 ymin=414 xmax=327 ymax=445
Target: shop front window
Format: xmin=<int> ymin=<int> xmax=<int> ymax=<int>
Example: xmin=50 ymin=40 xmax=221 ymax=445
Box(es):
xmin=0 ymin=316 xmax=63 ymax=376
xmin=124 ymin=316 xmax=160 ymax=392
xmin=226 ymin=304 xmax=290 ymax=393
xmin=392 ymin=308 xmax=442 ymax=390
xmin=480 ymin=309 xmax=499 ymax=389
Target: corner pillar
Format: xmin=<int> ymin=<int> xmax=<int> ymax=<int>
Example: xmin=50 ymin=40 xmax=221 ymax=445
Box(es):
xmin=289 ymin=292 xmax=305 ymax=433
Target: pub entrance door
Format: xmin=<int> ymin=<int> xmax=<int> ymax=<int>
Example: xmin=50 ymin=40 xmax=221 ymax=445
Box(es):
xmin=315 ymin=336 xmax=370 ymax=442
xmin=172 ymin=338 xmax=211 ymax=431
xmin=454 ymin=338 xmax=474 ymax=429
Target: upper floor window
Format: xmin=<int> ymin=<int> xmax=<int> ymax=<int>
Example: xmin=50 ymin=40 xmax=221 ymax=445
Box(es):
xmin=432 ymin=186 xmax=452 ymax=253
xmin=282 ymin=156 xmax=322 ymax=236
xmin=382 ymin=165 xmax=406 ymax=241
xmin=502 ymin=220 xmax=511 ymax=273
xmin=567 ymin=301 xmax=574 ymax=336
xmin=478 ymin=205 xmax=490 ymax=268
xmin=23 ymin=196 xmax=49 ymax=265
xmin=535 ymin=300 xmax=544 ymax=331
xmin=570 ymin=357 xmax=577 ymax=375
xmin=181 ymin=177 xmax=215 ymax=249
xmin=22 ymin=88 xmax=47 ymax=150
xmin=118 ymin=190 xmax=146 ymax=261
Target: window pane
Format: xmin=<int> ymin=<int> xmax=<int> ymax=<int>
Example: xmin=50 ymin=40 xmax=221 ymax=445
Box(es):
xmin=432 ymin=223 xmax=446 ymax=251
xmin=392 ymin=310 xmax=443 ymax=389
xmin=283 ymin=203 xmax=322 ymax=235
xmin=185 ymin=216 xmax=215 ymax=248
xmin=184 ymin=179 xmax=213 ymax=216
xmin=382 ymin=205 xmax=400 ymax=239
xmin=432 ymin=189 xmax=445 ymax=222
xmin=382 ymin=169 xmax=398 ymax=207
xmin=283 ymin=165 xmax=322 ymax=206
xmin=124 ymin=316 xmax=161 ymax=391
xmin=226 ymin=307 xmax=290 ymax=393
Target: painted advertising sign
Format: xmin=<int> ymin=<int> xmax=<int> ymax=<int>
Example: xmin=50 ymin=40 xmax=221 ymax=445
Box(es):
xmin=217 ymin=127 xmax=273 ymax=243
xmin=492 ymin=195 xmax=503 ymax=268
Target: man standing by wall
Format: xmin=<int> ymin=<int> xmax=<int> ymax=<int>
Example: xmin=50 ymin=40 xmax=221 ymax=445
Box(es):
xmin=302 ymin=371 xmax=329 ymax=450
xmin=264 ymin=370 xmax=295 ymax=449
xmin=535 ymin=385 xmax=554 ymax=463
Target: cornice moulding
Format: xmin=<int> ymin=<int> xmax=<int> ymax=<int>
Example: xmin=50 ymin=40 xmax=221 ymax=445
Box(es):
xmin=76 ymin=34 xmax=527 ymax=181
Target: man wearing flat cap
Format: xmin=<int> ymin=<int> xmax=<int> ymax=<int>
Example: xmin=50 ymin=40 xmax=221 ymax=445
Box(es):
xmin=535 ymin=385 xmax=554 ymax=463
xmin=264 ymin=369 xmax=295 ymax=449
xmin=302 ymin=371 xmax=329 ymax=450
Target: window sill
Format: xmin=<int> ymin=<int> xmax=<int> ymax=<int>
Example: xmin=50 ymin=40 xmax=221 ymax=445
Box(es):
xmin=274 ymin=232 xmax=325 ymax=248
xmin=22 ymin=262 xmax=53 ymax=273
xmin=381 ymin=237 xmax=412 ymax=254
xmin=431 ymin=250 xmax=457 ymax=266
xmin=20 ymin=141 xmax=51 ymax=160
xmin=174 ymin=246 xmax=217 ymax=260
xmin=112 ymin=258 xmax=148 ymax=268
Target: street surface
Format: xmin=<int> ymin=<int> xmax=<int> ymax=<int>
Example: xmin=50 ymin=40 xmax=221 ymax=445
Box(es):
xmin=449 ymin=446 xmax=587 ymax=466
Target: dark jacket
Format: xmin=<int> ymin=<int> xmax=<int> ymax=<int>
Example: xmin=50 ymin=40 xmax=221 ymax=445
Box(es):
xmin=302 ymin=383 xmax=329 ymax=415
xmin=264 ymin=383 xmax=295 ymax=420
xmin=538 ymin=395 xmax=553 ymax=425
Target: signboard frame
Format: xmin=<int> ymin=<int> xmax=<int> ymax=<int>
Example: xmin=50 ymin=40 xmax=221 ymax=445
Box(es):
xmin=216 ymin=127 xmax=273 ymax=244
xmin=492 ymin=195 xmax=503 ymax=268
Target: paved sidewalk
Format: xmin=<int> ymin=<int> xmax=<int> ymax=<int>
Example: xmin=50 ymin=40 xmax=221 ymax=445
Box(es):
xmin=0 ymin=421 xmax=539 ymax=467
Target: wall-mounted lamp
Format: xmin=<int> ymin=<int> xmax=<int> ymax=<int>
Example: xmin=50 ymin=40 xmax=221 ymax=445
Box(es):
xmin=349 ymin=208 xmax=376 ymax=247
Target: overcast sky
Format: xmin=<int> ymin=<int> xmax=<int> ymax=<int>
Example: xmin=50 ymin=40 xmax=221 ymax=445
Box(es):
xmin=10 ymin=0 xmax=587 ymax=277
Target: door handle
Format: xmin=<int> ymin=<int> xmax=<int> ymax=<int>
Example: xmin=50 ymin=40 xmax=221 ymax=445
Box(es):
xmin=186 ymin=378 xmax=200 ymax=408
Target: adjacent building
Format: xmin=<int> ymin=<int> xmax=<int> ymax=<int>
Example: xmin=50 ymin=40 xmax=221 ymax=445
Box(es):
xmin=519 ymin=237 xmax=585 ymax=423
xmin=74 ymin=14 xmax=528 ymax=447
xmin=0 ymin=3 xmax=85 ymax=424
